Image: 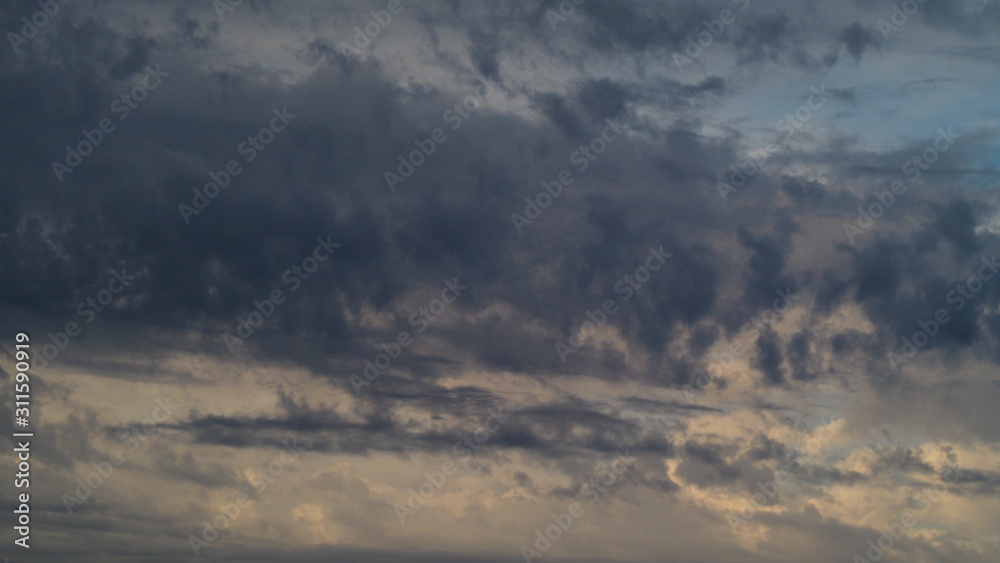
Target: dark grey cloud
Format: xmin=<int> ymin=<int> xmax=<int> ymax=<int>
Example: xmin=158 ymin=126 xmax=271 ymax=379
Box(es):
xmin=837 ymin=22 xmax=879 ymax=64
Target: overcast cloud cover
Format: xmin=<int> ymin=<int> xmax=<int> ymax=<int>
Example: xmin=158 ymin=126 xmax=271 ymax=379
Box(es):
xmin=1 ymin=0 xmax=999 ymax=561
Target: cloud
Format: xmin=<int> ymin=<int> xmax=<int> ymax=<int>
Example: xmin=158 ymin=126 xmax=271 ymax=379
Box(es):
xmin=1 ymin=0 xmax=998 ymax=561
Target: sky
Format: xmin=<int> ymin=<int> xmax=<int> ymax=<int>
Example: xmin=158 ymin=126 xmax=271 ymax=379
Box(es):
xmin=1 ymin=0 xmax=999 ymax=561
